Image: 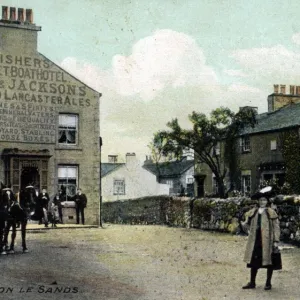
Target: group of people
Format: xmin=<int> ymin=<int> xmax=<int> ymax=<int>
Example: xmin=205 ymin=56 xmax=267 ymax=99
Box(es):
xmin=33 ymin=187 xmax=88 ymax=227
xmin=0 ymin=184 xmax=88 ymax=254
xmin=33 ymin=188 xmax=64 ymax=227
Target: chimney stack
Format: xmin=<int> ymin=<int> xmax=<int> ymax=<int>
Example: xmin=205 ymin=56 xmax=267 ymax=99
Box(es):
xmin=25 ymin=9 xmax=33 ymax=23
xmin=2 ymin=6 xmax=8 ymax=20
xmin=280 ymin=84 xmax=286 ymax=94
xmin=1 ymin=6 xmax=34 ymax=24
xmin=9 ymin=7 xmax=16 ymax=21
xmin=108 ymin=155 xmax=118 ymax=163
xmin=290 ymin=85 xmax=295 ymax=95
xmin=273 ymin=84 xmax=279 ymax=93
xmin=126 ymin=153 xmax=137 ymax=169
xmin=17 ymin=8 xmax=24 ymax=22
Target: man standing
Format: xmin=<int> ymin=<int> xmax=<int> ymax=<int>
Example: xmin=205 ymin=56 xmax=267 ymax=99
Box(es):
xmin=74 ymin=188 xmax=87 ymax=225
xmin=57 ymin=190 xmax=65 ymax=223
xmin=37 ymin=189 xmax=50 ymax=227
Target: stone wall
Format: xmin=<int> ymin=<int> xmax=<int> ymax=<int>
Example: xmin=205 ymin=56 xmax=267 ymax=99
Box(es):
xmin=103 ymin=195 xmax=300 ymax=245
xmin=102 ymin=196 xmax=191 ymax=227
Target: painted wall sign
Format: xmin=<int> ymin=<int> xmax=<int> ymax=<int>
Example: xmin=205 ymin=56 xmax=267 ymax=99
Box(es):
xmin=0 ymin=55 xmax=91 ymax=143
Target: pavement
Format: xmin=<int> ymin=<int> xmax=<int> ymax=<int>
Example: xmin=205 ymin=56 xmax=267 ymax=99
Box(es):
xmin=25 ymin=223 xmax=99 ymax=231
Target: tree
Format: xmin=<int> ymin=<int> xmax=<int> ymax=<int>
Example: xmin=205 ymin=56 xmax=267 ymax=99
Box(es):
xmin=280 ymin=129 xmax=300 ymax=194
xmin=152 ymin=106 xmax=257 ymax=198
xmin=147 ymin=133 xmax=178 ymax=180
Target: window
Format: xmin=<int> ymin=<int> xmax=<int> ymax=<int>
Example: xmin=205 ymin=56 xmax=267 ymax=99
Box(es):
xmin=186 ymin=176 xmax=194 ymax=184
xmin=166 ymin=180 xmax=173 ymax=188
xmin=270 ymin=140 xmax=277 ymax=151
xmin=58 ymin=165 xmax=78 ymax=200
xmin=212 ymin=176 xmax=218 ymax=195
xmin=263 ymin=174 xmax=273 ymax=182
xmin=241 ymin=175 xmax=251 ymax=196
xmin=58 ymin=114 xmax=78 ymax=145
xmin=262 ymin=173 xmax=285 ymax=186
xmin=113 ymin=179 xmax=125 ymax=195
xmin=240 ymin=136 xmax=251 ymax=152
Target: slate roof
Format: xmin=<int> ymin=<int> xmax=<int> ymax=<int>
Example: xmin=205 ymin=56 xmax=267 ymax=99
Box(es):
xmin=101 ymin=163 xmax=125 ymax=177
xmin=240 ymin=103 xmax=300 ymax=136
xmin=143 ymin=159 xmax=194 ymax=178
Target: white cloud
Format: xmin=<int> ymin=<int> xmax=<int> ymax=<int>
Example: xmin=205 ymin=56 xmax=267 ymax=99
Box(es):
xmin=111 ymin=29 xmax=218 ymax=100
xmin=224 ymin=84 xmax=266 ymax=112
xmin=60 ymin=30 xmax=269 ymax=160
xmin=61 ymin=57 xmax=114 ymax=92
xmin=227 ymin=84 xmax=261 ymax=94
xmin=292 ymin=33 xmax=300 ymax=45
xmin=62 ymin=29 xmax=218 ymax=101
xmin=223 ymin=69 xmax=248 ymax=77
xmin=231 ymin=45 xmax=300 ymax=85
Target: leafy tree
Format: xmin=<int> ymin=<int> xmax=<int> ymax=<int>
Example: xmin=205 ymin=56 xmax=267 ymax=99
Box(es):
xmin=147 ymin=134 xmax=178 ymax=179
xmin=280 ymin=129 xmax=300 ymax=194
xmin=152 ymin=107 xmax=256 ymax=198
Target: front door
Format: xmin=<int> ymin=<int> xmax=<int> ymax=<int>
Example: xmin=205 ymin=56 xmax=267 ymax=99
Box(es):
xmin=2 ymin=149 xmax=51 ymax=194
xmin=195 ymin=175 xmax=206 ymax=198
xmin=20 ymin=167 xmax=40 ymax=190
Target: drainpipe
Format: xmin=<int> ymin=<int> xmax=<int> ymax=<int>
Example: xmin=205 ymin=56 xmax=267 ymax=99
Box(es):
xmin=99 ymin=136 xmax=103 ymax=228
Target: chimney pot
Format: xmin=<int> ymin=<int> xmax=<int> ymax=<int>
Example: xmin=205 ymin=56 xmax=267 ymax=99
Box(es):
xmin=273 ymin=84 xmax=279 ymax=93
xmin=126 ymin=153 xmax=137 ymax=168
xmin=108 ymin=155 xmax=118 ymax=163
xmin=25 ymin=8 xmax=33 ymax=23
xmin=280 ymin=84 xmax=286 ymax=94
xmin=2 ymin=6 xmax=8 ymax=20
xmin=18 ymin=8 xmax=24 ymax=22
xmin=9 ymin=7 xmax=16 ymax=21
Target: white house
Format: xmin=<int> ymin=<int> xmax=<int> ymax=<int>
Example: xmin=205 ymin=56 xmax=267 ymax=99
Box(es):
xmin=101 ymin=153 xmax=169 ymax=202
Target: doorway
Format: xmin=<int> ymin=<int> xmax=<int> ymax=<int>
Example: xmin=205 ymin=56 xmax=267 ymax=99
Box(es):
xmin=20 ymin=167 xmax=40 ymax=191
xmin=195 ymin=175 xmax=206 ymax=198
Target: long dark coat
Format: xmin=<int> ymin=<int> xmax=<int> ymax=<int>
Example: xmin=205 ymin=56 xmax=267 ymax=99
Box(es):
xmin=243 ymin=207 xmax=280 ymax=266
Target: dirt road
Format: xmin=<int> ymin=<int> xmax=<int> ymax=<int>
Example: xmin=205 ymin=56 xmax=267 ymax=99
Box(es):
xmin=0 ymin=224 xmax=299 ymax=300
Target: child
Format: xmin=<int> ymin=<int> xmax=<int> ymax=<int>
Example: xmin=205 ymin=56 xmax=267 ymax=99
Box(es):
xmin=48 ymin=197 xmax=60 ymax=228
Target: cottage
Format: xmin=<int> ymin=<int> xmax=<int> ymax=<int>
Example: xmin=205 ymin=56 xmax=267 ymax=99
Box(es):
xmin=194 ymin=85 xmax=300 ymax=197
xmin=143 ymin=157 xmax=194 ymax=197
xmin=101 ymin=153 xmax=169 ymax=202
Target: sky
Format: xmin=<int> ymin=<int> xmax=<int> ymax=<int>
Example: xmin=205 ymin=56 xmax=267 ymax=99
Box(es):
xmin=4 ymin=0 xmax=300 ymax=162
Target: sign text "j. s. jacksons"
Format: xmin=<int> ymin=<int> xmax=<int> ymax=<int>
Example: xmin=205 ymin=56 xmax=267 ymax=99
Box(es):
xmin=0 ymin=54 xmax=92 ymax=143
xmin=0 ymin=54 xmax=91 ymax=107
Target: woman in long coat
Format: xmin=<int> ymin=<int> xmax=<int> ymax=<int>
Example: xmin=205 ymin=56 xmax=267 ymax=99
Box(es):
xmin=241 ymin=191 xmax=280 ymax=290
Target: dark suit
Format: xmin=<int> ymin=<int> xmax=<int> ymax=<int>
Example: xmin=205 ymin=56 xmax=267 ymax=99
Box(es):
xmin=74 ymin=193 xmax=87 ymax=225
xmin=37 ymin=192 xmax=50 ymax=225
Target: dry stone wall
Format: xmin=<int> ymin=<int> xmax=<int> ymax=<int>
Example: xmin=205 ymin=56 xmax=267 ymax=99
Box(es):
xmin=102 ymin=195 xmax=300 ymax=245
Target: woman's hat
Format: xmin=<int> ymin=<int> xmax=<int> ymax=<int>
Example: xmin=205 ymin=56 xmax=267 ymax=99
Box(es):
xmin=251 ymin=186 xmax=275 ymax=200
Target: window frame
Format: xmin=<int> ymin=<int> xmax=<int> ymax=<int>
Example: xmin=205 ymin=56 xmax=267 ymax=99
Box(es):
xmin=113 ymin=178 xmax=125 ymax=195
xmin=240 ymin=136 xmax=251 ymax=153
xmin=57 ymin=165 xmax=78 ymax=200
xmin=166 ymin=180 xmax=173 ymax=188
xmin=212 ymin=175 xmax=218 ymax=195
xmin=58 ymin=113 xmax=79 ymax=146
xmin=241 ymin=174 xmax=251 ymax=196
xmin=270 ymin=140 xmax=277 ymax=151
